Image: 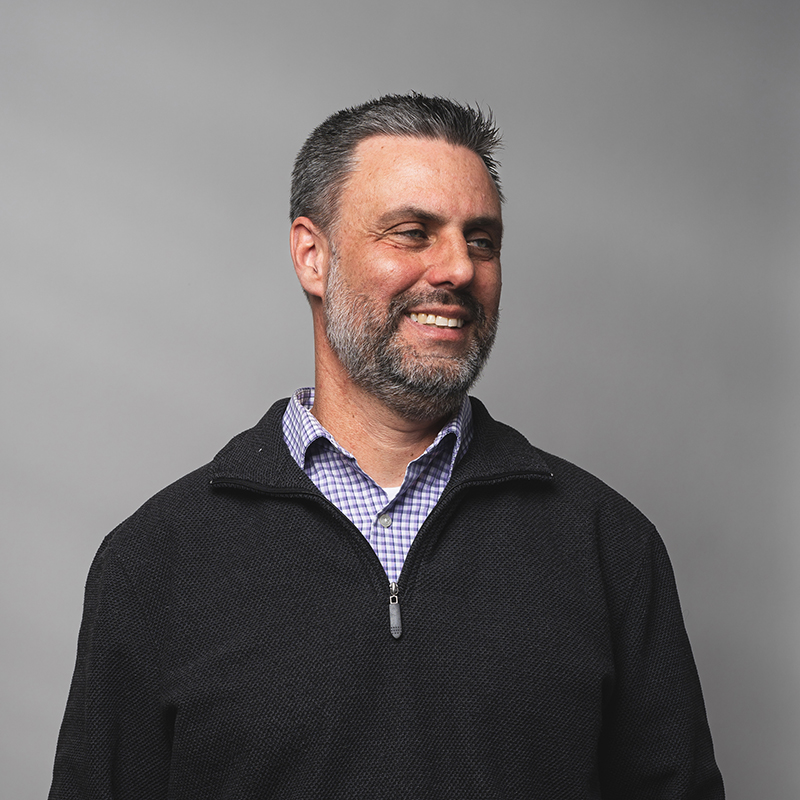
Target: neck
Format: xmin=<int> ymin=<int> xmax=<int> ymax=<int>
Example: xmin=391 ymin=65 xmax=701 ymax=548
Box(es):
xmin=311 ymin=364 xmax=456 ymax=488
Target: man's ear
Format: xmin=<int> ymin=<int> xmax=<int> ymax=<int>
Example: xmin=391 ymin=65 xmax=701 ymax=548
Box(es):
xmin=290 ymin=217 xmax=329 ymax=300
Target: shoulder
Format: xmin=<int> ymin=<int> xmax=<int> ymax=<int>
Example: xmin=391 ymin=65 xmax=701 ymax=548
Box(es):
xmin=539 ymin=448 xmax=653 ymax=532
xmin=92 ymin=462 xmax=216 ymax=588
xmin=470 ymin=397 xmax=653 ymax=529
xmin=95 ymin=399 xmax=293 ymax=584
xmin=468 ymin=398 xmax=662 ymax=585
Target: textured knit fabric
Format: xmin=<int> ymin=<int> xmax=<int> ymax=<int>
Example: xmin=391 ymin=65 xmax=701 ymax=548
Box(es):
xmin=282 ymin=387 xmax=473 ymax=582
xmin=49 ymin=398 xmax=724 ymax=799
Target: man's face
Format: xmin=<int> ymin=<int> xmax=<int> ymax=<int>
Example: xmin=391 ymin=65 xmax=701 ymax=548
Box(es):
xmin=321 ymin=135 xmax=503 ymax=421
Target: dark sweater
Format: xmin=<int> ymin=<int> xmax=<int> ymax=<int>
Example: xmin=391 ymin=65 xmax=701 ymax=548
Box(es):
xmin=50 ymin=398 xmax=723 ymax=798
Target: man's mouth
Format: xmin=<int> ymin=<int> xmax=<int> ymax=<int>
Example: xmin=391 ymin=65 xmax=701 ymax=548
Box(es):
xmin=408 ymin=312 xmax=465 ymax=329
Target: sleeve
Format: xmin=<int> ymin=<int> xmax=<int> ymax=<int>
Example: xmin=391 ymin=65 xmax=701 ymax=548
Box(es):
xmin=598 ymin=527 xmax=725 ymax=798
xmin=49 ymin=538 xmax=172 ymax=800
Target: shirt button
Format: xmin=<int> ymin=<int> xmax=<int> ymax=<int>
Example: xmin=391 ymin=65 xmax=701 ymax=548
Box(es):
xmin=378 ymin=513 xmax=392 ymax=528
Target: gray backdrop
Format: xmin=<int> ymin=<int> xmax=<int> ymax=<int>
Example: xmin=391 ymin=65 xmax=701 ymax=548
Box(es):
xmin=3 ymin=1 xmax=798 ymax=797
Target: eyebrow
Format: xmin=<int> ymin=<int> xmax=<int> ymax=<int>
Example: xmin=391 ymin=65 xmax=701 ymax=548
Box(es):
xmin=376 ymin=206 xmax=504 ymax=240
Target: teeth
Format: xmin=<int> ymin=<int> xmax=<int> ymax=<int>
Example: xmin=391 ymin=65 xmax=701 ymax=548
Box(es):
xmin=410 ymin=313 xmax=464 ymax=328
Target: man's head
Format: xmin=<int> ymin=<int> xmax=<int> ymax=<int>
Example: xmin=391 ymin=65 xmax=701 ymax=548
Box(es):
xmin=290 ymin=95 xmax=504 ymax=421
xmin=291 ymin=93 xmax=503 ymax=238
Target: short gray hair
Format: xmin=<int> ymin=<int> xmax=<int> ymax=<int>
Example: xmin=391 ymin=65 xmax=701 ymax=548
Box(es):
xmin=290 ymin=93 xmax=503 ymax=235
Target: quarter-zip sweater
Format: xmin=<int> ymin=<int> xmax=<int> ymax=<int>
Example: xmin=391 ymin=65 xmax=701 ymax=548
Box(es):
xmin=50 ymin=398 xmax=724 ymax=799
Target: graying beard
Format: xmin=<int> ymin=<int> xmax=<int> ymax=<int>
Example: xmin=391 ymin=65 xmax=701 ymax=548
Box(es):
xmin=323 ymin=259 xmax=497 ymax=421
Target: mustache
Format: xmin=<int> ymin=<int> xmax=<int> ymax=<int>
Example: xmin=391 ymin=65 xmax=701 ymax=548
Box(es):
xmin=388 ymin=289 xmax=487 ymax=325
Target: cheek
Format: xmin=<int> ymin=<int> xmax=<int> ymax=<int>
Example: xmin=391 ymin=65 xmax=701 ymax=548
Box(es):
xmin=476 ymin=268 xmax=502 ymax=312
xmin=340 ymin=248 xmax=425 ymax=296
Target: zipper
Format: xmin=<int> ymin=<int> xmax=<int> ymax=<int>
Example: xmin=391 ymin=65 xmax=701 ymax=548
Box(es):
xmin=389 ymin=581 xmax=402 ymax=639
xmin=211 ymin=470 xmax=551 ymax=640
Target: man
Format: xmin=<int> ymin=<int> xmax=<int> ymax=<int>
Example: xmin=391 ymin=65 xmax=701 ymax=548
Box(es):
xmin=50 ymin=94 xmax=724 ymax=798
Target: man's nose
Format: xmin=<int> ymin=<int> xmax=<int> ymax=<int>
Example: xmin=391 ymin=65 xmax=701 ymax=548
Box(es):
xmin=424 ymin=235 xmax=475 ymax=289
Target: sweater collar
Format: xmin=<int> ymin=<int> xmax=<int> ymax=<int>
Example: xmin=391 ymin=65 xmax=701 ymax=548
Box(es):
xmin=210 ymin=397 xmax=553 ymax=491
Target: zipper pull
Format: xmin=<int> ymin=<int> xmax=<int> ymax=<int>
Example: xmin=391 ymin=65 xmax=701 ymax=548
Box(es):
xmin=389 ymin=581 xmax=402 ymax=639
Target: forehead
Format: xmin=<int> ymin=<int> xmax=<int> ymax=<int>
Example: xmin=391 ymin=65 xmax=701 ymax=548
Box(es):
xmin=339 ymin=135 xmax=502 ymax=222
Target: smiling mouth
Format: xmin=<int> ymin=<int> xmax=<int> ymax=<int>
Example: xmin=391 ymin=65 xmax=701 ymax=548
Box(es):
xmin=409 ymin=312 xmax=465 ymax=329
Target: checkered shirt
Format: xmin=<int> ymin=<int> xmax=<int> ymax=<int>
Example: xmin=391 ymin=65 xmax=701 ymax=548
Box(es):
xmin=282 ymin=387 xmax=473 ymax=583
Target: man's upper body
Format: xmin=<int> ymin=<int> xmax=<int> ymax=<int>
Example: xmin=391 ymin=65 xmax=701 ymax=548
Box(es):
xmin=50 ymin=94 xmax=724 ymax=798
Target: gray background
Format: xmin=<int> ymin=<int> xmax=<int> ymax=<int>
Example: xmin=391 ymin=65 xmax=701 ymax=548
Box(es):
xmin=3 ymin=1 xmax=798 ymax=797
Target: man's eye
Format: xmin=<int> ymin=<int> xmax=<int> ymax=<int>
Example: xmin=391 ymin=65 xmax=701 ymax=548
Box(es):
xmin=468 ymin=237 xmax=496 ymax=251
xmin=397 ymin=228 xmax=427 ymax=239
